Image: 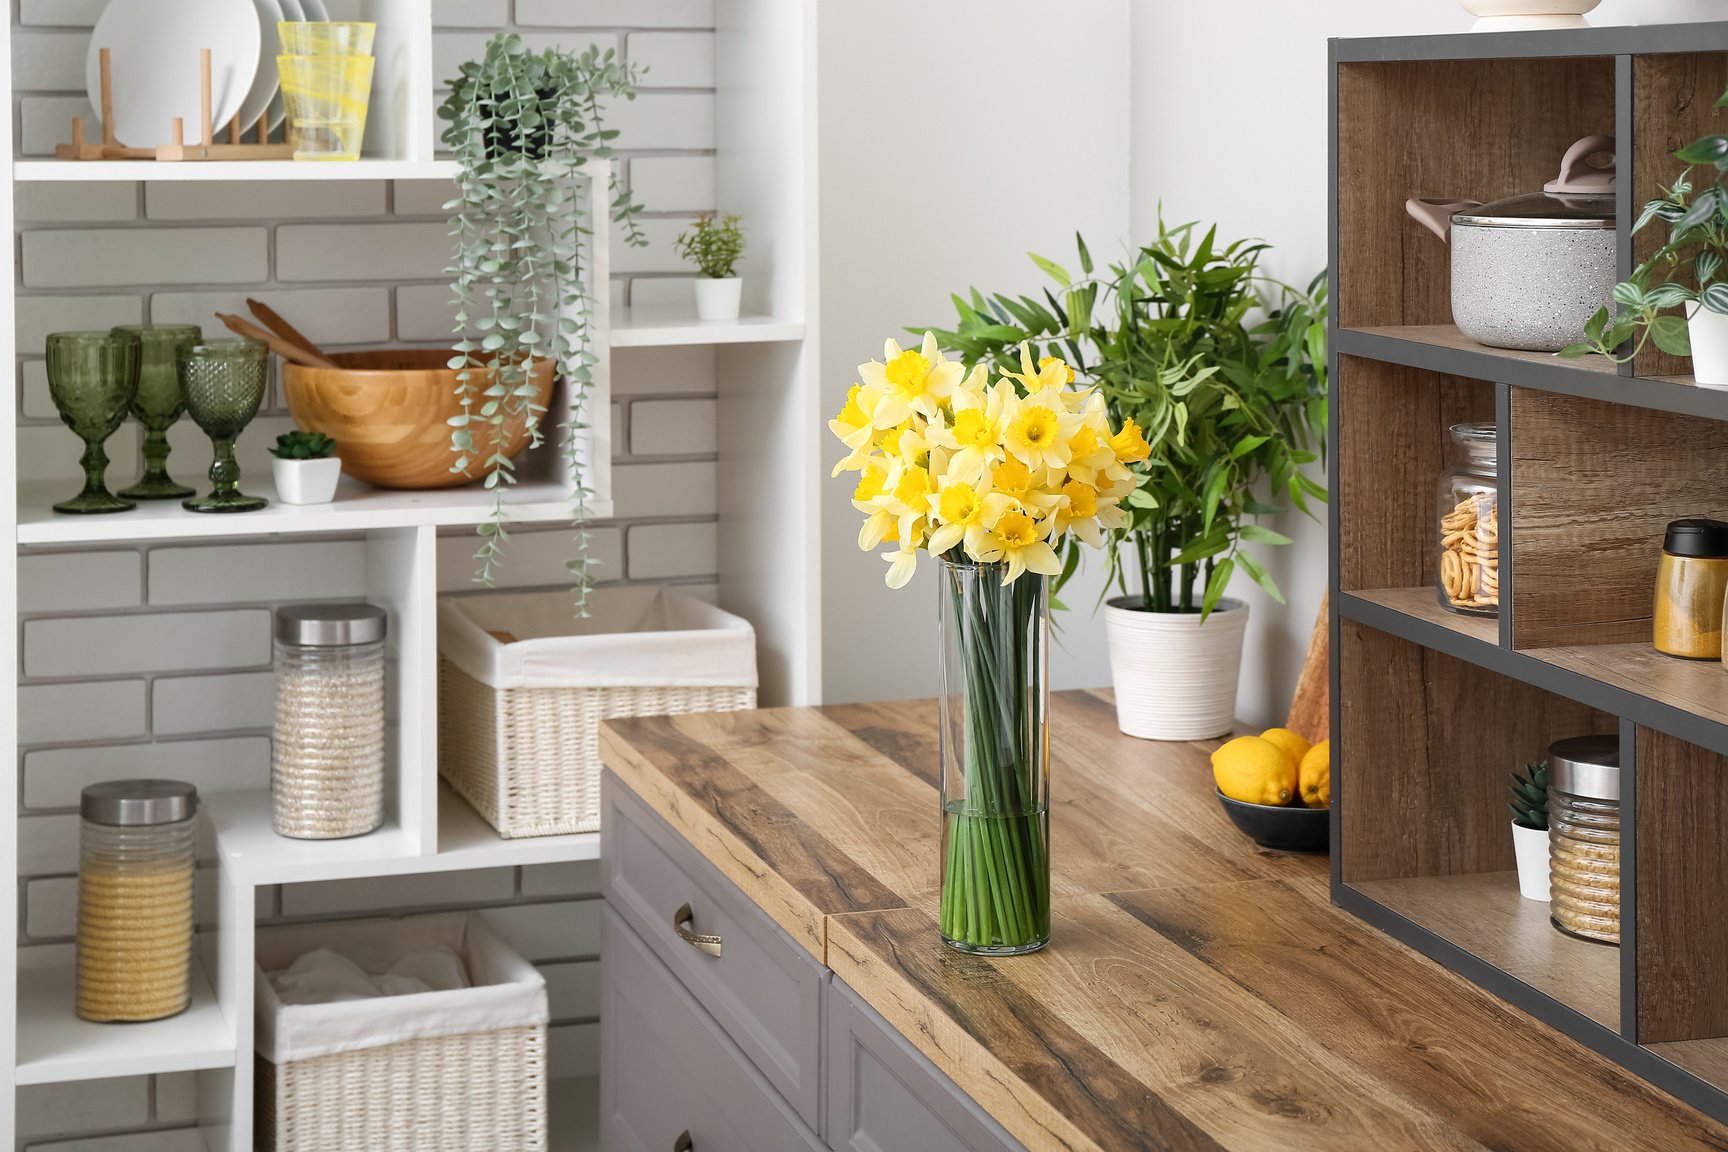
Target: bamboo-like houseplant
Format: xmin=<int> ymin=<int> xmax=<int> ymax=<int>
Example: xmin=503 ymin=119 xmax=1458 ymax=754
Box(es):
xmin=440 ymin=34 xmax=646 ymax=605
xmin=919 ymin=220 xmax=1328 ymax=740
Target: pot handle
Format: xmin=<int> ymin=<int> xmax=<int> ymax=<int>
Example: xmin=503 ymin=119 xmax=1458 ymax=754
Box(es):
xmin=1545 ymin=135 xmax=1616 ymax=195
xmin=1405 ymin=198 xmax=1481 ymax=244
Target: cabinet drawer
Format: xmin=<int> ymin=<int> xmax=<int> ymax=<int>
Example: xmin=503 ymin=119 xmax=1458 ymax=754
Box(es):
xmin=827 ymin=978 xmax=1026 ymax=1152
xmin=601 ymin=908 xmax=823 ymax=1152
xmin=600 ymin=770 xmax=825 ymax=1127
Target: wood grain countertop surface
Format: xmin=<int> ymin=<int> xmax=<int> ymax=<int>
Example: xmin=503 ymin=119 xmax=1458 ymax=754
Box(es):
xmin=599 ymin=689 xmax=1728 ymax=1152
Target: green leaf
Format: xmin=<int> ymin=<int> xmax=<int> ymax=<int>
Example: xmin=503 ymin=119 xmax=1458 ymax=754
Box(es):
xmin=1076 ymin=232 xmax=1093 ymax=275
xmin=1704 ymin=282 xmax=1728 ymax=314
xmin=1676 ymin=134 xmax=1728 ymax=166
xmin=1651 ymin=312 xmax=1693 ymax=356
xmin=1238 ymin=552 xmax=1285 ymax=604
xmin=1028 ymin=252 xmax=1071 ymax=288
xmin=1200 ymin=557 xmax=1234 ymax=620
xmin=1238 ymin=524 xmax=1293 ymax=546
xmin=1584 ymin=306 xmax=1610 ymax=343
xmin=1612 ymin=281 xmax=1645 ymax=309
xmin=1556 ymin=342 xmax=1596 ymax=359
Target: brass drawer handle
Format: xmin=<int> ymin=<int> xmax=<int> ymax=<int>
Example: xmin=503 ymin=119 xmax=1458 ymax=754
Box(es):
xmin=673 ymin=902 xmax=723 ymax=957
xmin=674 ymin=1132 xmax=694 ymax=1152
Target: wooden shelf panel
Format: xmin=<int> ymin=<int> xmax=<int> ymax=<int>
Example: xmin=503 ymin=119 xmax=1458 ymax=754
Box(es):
xmin=1529 ymin=645 xmax=1728 ymax=730
xmin=1650 ymin=1040 xmax=1728 ymax=1095
xmin=1346 ymin=586 xmax=1497 ymax=647
xmin=1352 ymin=872 xmax=1619 ymax=1030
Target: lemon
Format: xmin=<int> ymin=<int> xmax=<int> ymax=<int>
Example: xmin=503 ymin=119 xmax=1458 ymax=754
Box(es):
xmin=1260 ymin=727 xmax=1312 ymax=771
xmin=1299 ymin=740 xmax=1331 ymax=809
xmin=1211 ymin=736 xmax=1297 ymax=806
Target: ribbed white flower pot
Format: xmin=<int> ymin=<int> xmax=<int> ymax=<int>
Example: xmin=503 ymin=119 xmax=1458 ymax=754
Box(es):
xmin=1460 ymin=0 xmax=1600 ymax=30
xmin=694 ymin=276 xmax=742 ymax=321
xmin=1104 ymin=597 xmax=1248 ymax=741
xmin=1512 ymin=822 xmax=1552 ymax=902
xmin=1688 ymin=302 xmax=1728 ymax=390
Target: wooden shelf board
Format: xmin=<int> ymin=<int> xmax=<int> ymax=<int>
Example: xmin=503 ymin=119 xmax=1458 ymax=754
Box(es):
xmin=1338 ymin=325 xmax=1728 ymax=423
xmin=610 ymin=305 xmax=805 ymax=348
xmin=13 ymin=159 xmax=459 ymax=182
xmin=16 ymin=480 xmax=604 ymax=546
xmin=15 ymin=949 xmax=234 ymax=1085
xmin=1351 ymin=872 xmax=1619 ymax=1029
xmin=1527 ymin=644 xmax=1728 ymax=730
xmin=1650 ymin=1039 xmax=1728 ymax=1093
xmin=550 ymin=1076 xmax=601 ymax=1152
xmin=1346 ymin=586 xmax=1497 ymax=646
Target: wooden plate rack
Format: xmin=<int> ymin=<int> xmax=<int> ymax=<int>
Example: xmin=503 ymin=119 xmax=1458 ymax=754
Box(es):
xmin=56 ymin=47 xmax=292 ymax=162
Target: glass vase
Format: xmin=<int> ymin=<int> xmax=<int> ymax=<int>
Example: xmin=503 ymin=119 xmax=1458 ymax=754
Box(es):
xmin=937 ymin=555 xmax=1050 ymax=955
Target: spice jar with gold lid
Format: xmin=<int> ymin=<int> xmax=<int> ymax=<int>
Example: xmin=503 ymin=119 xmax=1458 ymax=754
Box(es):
xmin=1547 ymin=735 xmax=1621 ymax=945
xmin=76 ymin=779 xmax=197 ymax=1022
xmin=1653 ymin=518 xmax=1728 ymax=659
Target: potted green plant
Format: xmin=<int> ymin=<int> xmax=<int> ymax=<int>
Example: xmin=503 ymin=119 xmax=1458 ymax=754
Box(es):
xmin=675 ymin=213 xmax=746 ymax=321
xmin=270 ymin=431 xmax=341 ymax=506
xmin=440 ymin=34 xmax=646 ymax=605
xmin=1510 ymin=759 xmax=1551 ymax=902
xmin=1561 ymin=84 xmax=1728 ymax=387
xmin=919 ymin=221 xmax=1327 ymax=740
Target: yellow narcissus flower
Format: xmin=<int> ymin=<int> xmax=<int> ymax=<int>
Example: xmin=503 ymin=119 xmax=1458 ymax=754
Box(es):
xmin=1003 ymin=389 xmax=1073 ymax=475
xmin=926 ymin=479 xmax=992 ymax=556
xmin=830 ymin=383 xmax=883 ymax=476
xmin=858 ymin=331 xmax=962 ymax=428
xmin=927 ymin=366 xmax=1003 ymax=486
xmin=1110 ymin=417 xmax=1152 ymax=463
xmin=973 ymin=507 xmax=1063 ymax=585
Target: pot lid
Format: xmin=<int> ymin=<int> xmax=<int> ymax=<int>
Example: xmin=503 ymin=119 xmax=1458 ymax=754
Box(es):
xmin=1453 ymin=134 xmax=1617 ymax=230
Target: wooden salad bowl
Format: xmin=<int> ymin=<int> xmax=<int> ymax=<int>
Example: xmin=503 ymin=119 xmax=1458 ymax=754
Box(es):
xmin=281 ymin=349 xmax=555 ymax=490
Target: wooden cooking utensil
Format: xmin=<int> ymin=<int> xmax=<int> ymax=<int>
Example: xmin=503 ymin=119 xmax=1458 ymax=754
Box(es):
xmin=1285 ymin=590 xmax=1330 ymax=746
xmin=213 ymin=312 xmax=338 ymax=368
xmin=246 ymin=298 xmax=336 ymax=366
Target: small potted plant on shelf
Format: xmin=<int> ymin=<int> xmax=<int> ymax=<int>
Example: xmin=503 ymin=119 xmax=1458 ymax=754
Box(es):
xmin=1510 ymin=758 xmax=1551 ymax=902
xmin=1560 ymin=84 xmax=1728 ymax=387
xmin=271 ymin=431 xmax=341 ymax=506
xmin=918 ymin=221 xmax=1328 ymax=740
xmin=675 ymin=213 xmax=746 ymax=321
xmin=440 ymin=33 xmax=646 ymax=605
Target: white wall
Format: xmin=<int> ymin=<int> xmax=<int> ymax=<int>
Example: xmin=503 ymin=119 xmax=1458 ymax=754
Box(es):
xmin=1126 ymin=0 xmax=1472 ymax=728
xmin=817 ymin=0 xmax=1131 ymax=705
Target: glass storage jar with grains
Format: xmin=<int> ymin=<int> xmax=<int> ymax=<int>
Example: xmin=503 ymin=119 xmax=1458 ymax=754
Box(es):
xmin=273 ymin=602 xmax=387 ymax=840
xmin=1437 ymin=422 xmax=1499 ymax=616
xmin=76 ymin=779 xmax=197 ymax=1022
xmin=1548 ymin=735 xmax=1621 ymax=945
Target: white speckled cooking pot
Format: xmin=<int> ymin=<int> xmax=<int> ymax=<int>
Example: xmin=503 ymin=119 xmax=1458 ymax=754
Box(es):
xmin=1408 ymin=135 xmax=1617 ymax=353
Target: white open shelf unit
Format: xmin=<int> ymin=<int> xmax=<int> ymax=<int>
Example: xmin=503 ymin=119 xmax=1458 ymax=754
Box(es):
xmin=0 ymin=0 xmax=819 ymax=1146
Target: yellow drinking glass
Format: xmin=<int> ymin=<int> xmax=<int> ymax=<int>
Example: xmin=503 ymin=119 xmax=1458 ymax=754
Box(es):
xmin=278 ymin=54 xmax=375 ymax=161
xmin=277 ymin=21 xmax=376 ymax=56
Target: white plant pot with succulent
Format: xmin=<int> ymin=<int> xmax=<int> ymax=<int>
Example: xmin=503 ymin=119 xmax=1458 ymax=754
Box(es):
xmin=1510 ymin=759 xmax=1551 ymax=902
xmin=677 ymin=213 xmax=746 ymax=322
xmin=270 ymin=432 xmax=342 ymax=506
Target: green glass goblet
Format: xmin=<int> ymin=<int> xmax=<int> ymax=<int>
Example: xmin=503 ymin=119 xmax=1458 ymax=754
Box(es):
xmin=115 ymin=324 xmax=202 ymax=500
xmin=181 ymin=339 xmax=270 ymax=514
xmin=45 ymin=330 xmax=141 ymax=515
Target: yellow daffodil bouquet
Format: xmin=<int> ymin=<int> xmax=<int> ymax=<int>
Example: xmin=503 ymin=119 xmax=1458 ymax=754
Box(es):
xmin=828 ymin=333 xmax=1149 ymax=956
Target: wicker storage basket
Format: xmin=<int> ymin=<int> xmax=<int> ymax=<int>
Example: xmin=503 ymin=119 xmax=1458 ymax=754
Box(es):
xmin=255 ymin=913 xmax=548 ymax=1152
xmin=438 ymin=587 xmax=758 ymax=838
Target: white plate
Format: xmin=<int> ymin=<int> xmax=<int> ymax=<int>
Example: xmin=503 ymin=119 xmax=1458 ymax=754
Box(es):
xmin=86 ymin=0 xmax=261 ymax=148
xmin=301 ymin=0 xmax=329 ymax=18
xmin=264 ymin=0 xmax=305 ymax=133
xmin=233 ymin=0 xmax=285 ymax=137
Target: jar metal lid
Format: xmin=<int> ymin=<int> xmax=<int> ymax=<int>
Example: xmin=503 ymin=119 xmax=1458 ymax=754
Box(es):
xmin=1663 ymin=518 xmax=1728 ymax=559
xmin=1548 ymin=735 xmax=1620 ymax=801
xmin=81 ymin=779 xmax=197 ymax=826
xmin=275 ymin=602 xmax=387 ymax=646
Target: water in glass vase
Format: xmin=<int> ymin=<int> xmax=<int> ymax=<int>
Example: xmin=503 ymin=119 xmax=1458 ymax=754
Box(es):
xmin=937 ymin=556 xmax=1051 ymax=955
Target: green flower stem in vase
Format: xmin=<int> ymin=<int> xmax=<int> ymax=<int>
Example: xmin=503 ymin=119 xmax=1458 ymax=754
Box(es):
xmin=937 ymin=555 xmax=1050 ymax=955
xmin=115 ymin=324 xmax=201 ymax=500
xmin=180 ymin=339 xmax=269 ymax=514
xmin=45 ymin=330 xmax=142 ymax=515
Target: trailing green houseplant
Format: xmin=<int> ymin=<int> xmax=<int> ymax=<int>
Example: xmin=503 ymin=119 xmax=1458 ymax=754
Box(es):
xmin=1560 ymin=85 xmax=1728 ymax=376
xmin=440 ymin=34 xmax=646 ymax=607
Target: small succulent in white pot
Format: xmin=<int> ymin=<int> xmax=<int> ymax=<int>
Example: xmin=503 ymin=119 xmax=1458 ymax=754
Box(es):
xmin=271 ymin=431 xmax=342 ymax=506
xmin=1510 ymin=759 xmax=1551 ymax=902
xmin=676 ymin=213 xmax=746 ymax=321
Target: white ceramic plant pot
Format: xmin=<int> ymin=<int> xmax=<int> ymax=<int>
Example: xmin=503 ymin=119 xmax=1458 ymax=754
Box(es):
xmin=1104 ymin=597 xmax=1249 ymax=741
xmin=694 ymin=276 xmax=742 ymax=321
xmin=1688 ymin=302 xmax=1728 ymax=390
xmin=272 ymin=456 xmax=342 ymax=505
xmin=1460 ymin=0 xmax=1600 ymax=29
xmin=1512 ymin=822 xmax=1552 ymax=902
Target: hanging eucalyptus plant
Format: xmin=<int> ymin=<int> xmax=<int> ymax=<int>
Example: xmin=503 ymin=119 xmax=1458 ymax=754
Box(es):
xmin=439 ymin=33 xmax=645 ymax=608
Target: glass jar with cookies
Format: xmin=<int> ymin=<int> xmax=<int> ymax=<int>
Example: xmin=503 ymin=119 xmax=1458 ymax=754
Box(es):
xmin=1436 ymin=422 xmax=1499 ymax=617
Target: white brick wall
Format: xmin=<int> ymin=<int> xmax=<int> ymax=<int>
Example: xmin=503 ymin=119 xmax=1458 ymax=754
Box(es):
xmin=12 ymin=5 xmax=719 ymax=1145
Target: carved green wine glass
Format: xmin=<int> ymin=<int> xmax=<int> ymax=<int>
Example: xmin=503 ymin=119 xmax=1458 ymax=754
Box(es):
xmin=114 ymin=324 xmax=202 ymax=500
xmin=45 ymin=329 xmax=141 ymax=514
xmin=181 ymin=339 xmax=270 ymax=514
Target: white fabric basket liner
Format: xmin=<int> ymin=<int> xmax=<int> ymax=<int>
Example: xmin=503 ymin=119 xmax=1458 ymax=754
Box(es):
xmin=439 ymin=585 xmax=758 ymax=691
xmin=255 ymin=912 xmax=547 ymax=1064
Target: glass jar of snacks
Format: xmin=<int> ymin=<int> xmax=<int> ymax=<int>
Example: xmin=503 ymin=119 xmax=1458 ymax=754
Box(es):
xmin=1436 ymin=422 xmax=1499 ymax=616
xmin=76 ymin=779 xmax=197 ymax=1022
xmin=1652 ymin=518 xmax=1728 ymax=659
xmin=273 ymin=602 xmax=387 ymax=840
xmin=1548 ymin=734 xmax=1621 ymax=945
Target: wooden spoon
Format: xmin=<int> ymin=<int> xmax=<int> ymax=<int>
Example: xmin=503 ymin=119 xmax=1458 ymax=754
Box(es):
xmin=246 ymin=298 xmax=336 ymax=366
xmin=213 ymin=312 xmax=337 ymax=369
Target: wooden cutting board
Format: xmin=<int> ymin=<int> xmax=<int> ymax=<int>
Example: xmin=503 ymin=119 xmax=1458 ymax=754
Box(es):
xmin=1285 ymin=591 xmax=1329 ymax=745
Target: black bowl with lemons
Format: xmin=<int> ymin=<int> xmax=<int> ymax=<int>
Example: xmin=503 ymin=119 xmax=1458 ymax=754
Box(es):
xmin=1211 ymin=731 xmax=1331 ymax=854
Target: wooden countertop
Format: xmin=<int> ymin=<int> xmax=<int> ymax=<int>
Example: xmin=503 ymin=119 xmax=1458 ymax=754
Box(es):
xmin=599 ymin=690 xmax=1728 ymax=1152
